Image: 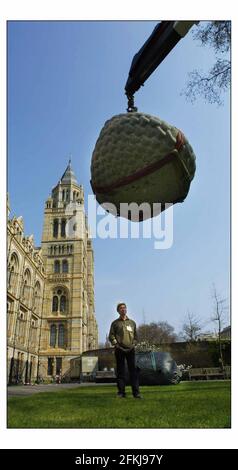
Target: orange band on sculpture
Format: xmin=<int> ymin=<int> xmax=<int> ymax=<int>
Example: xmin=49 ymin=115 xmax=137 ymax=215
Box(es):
xmin=91 ymin=131 xmax=185 ymax=195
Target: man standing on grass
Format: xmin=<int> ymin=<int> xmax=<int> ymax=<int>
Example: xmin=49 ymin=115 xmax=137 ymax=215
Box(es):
xmin=109 ymin=302 xmax=142 ymax=399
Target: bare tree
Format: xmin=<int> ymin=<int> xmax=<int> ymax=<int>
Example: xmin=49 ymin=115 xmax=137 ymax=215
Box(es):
xmin=181 ymin=311 xmax=202 ymax=341
xmin=137 ymin=321 xmax=177 ymax=345
xmin=211 ymin=285 xmax=229 ymax=369
xmin=182 ymin=21 xmax=231 ymax=105
xmin=98 ymin=335 xmax=111 ymax=349
xmin=105 ymin=334 xmax=111 ymax=348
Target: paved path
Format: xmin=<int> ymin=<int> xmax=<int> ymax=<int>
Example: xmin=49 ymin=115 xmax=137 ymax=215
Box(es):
xmin=8 ymin=382 xmax=114 ymax=397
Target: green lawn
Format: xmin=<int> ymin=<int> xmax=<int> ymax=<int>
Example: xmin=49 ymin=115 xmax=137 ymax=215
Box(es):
xmin=8 ymin=381 xmax=231 ymax=429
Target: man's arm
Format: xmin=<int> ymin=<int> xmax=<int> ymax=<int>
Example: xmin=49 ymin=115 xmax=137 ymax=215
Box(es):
xmin=109 ymin=322 xmax=117 ymax=346
xmin=133 ymin=322 xmax=138 ymax=346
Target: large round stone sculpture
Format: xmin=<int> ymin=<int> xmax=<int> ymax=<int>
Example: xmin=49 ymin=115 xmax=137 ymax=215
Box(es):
xmin=90 ymin=112 xmax=196 ymax=221
xmin=125 ymin=351 xmax=182 ymax=385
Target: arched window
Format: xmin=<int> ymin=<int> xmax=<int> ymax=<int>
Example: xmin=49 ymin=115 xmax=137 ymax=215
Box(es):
xmin=29 ymin=317 xmax=37 ymax=347
xmin=52 ymin=296 xmax=58 ymax=312
xmin=22 ymin=280 xmax=27 ymax=297
xmin=66 ymin=190 xmax=69 ymax=201
xmin=8 ymin=252 xmax=19 ymax=288
xmin=53 ymin=219 xmax=58 ymax=238
xmin=22 ymin=269 xmax=31 ymax=304
xmin=33 ymin=281 xmax=41 ymax=311
xmin=52 ymin=288 xmax=68 ymax=315
xmin=54 ymin=260 xmax=60 ymax=273
xmin=58 ymin=324 xmax=65 ymax=348
xmin=50 ymin=325 xmax=56 ymax=347
xmin=8 ymin=266 xmax=14 ymax=287
xmin=62 ymin=189 xmax=65 ymax=201
xmin=62 ymin=260 xmax=68 ymax=273
xmin=60 ymin=295 xmax=66 ymax=312
xmin=73 ymin=191 xmax=76 ymax=201
xmin=34 ymin=281 xmax=41 ymax=295
xmin=61 ymin=219 xmax=66 ymax=237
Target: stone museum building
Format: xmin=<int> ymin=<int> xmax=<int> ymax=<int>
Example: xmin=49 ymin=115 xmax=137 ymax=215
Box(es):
xmin=7 ymin=162 xmax=98 ymax=384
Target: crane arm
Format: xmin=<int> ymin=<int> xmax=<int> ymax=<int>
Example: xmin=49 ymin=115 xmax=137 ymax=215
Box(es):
xmin=125 ymin=20 xmax=199 ymax=111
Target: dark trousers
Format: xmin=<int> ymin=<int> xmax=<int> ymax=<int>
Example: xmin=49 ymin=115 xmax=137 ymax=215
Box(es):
xmin=115 ymin=347 xmax=140 ymax=396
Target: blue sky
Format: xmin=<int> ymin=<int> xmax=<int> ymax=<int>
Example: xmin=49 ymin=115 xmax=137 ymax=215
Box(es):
xmin=8 ymin=21 xmax=230 ymax=343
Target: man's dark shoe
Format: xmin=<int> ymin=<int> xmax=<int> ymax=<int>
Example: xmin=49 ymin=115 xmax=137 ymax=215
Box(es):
xmin=117 ymin=393 xmax=126 ymax=398
xmin=133 ymin=394 xmax=142 ymax=399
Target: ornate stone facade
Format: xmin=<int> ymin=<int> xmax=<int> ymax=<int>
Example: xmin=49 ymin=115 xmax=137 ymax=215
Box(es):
xmin=7 ymin=163 xmax=98 ymax=384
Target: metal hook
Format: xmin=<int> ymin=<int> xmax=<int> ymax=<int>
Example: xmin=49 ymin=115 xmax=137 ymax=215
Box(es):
xmin=126 ymin=94 xmax=138 ymax=113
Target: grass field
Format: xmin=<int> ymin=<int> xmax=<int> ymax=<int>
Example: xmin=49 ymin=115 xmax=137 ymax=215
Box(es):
xmin=8 ymin=381 xmax=231 ymax=429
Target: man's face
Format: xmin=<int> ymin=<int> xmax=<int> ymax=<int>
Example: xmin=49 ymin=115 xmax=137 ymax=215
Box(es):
xmin=118 ymin=304 xmax=127 ymax=317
